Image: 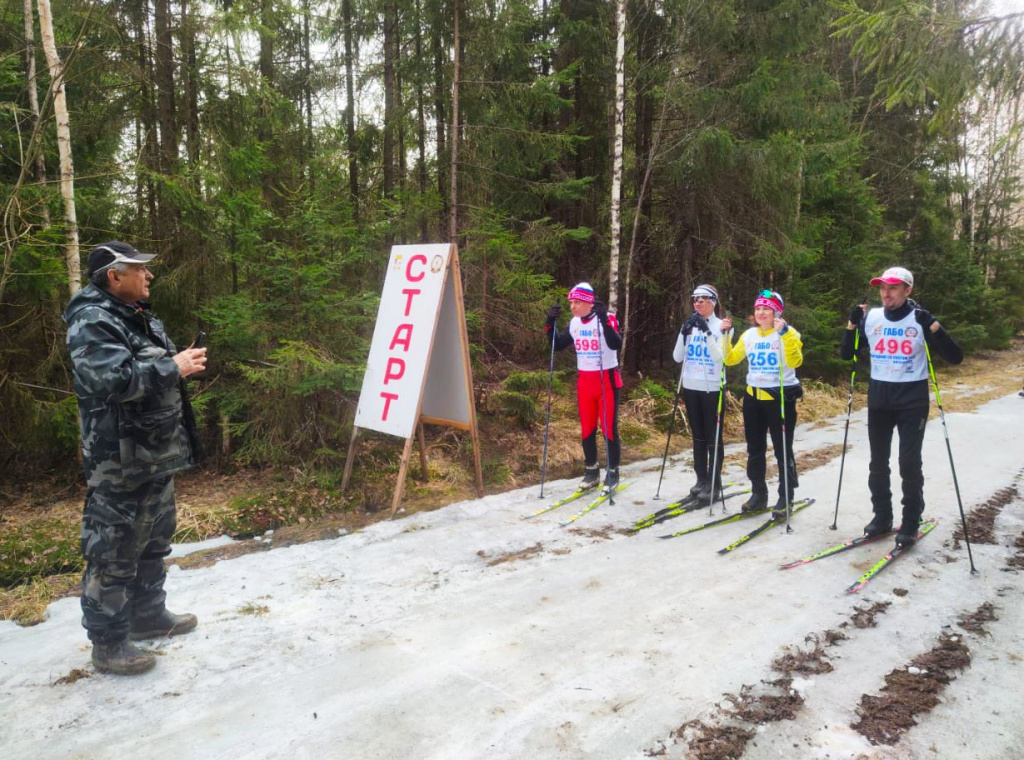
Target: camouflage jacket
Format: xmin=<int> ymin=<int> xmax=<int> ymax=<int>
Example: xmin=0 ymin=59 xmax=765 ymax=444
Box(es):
xmin=63 ymin=284 xmax=193 ymax=487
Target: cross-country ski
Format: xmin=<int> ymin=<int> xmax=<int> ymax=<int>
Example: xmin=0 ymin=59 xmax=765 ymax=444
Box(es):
xmin=846 ymin=520 xmax=939 ymax=593
xmin=717 ymin=498 xmax=816 ymax=554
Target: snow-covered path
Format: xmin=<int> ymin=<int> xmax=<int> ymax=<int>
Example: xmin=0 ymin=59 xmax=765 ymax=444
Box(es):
xmin=2 ymin=393 xmax=1023 ymax=760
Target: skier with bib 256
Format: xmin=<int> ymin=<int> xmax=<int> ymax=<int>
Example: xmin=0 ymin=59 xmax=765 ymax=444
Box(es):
xmin=841 ymin=266 xmax=963 ymax=548
xmin=724 ymin=290 xmax=803 ymax=515
xmin=545 ymin=282 xmax=623 ymax=494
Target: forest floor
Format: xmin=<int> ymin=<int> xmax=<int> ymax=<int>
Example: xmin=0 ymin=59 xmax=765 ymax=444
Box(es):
xmin=1 ymin=342 xmax=1023 ymax=758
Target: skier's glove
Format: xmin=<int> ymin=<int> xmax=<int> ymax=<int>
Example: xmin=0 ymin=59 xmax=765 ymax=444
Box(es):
xmin=914 ymin=307 xmax=936 ymax=331
xmin=592 ymin=301 xmax=609 ymax=324
xmin=545 ymin=303 xmax=562 ymax=328
xmin=848 ymin=305 xmax=864 ymax=326
xmin=692 ymin=315 xmax=710 ymax=335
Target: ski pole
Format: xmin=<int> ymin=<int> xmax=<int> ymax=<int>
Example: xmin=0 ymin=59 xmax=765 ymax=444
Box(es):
xmin=708 ymin=364 xmax=727 ymax=516
xmin=654 ymin=356 xmax=686 ymax=500
xmin=595 ymin=308 xmax=615 ymax=505
xmin=925 ymin=341 xmax=978 ymax=573
xmin=778 ymin=334 xmax=792 ymax=533
xmin=830 ymin=323 xmax=860 ymax=530
xmin=538 ymin=313 xmax=558 ymax=499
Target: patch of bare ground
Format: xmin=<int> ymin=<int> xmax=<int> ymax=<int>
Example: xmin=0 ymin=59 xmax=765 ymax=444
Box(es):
xmin=952 ymin=484 xmax=1019 ymax=547
xmin=670 ymin=720 xmax=755 ymax=760
xmin=852 ymin=602 xmax=998 ymax=747
xmin=475 ymin=542 xmax=545 ymax=567
xmin=645 ymin=627 xmax=853 ymax=756
xmin=852 ymin=631 xmax=973 ymax=746
xmin=52 ymin=668 xmax=92 ymax=686
xmin=567 ymin=525 xmax=629 ymax=540
xmin=1006 ymin=532 xmax=1024 ymax=570
xmin=841 ymin=600 xmax=892 ymax=630
xmin=957 ymin=601 xmax=999 ymax=635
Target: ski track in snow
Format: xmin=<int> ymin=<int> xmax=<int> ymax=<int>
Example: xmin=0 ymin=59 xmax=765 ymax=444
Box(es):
xmin=1 ymin=393 xmax=1023 ymax=760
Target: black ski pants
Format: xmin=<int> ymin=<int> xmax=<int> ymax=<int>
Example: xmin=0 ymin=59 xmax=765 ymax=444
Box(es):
xmin=867 ymin=405 xmax=929 ymax=526
xmin=682 ymin=387 xmax=724 ymax=489
xmin=743 ymin=393 xmax=797 ymax=499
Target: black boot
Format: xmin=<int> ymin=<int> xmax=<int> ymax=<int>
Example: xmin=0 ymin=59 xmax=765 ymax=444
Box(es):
xmin=741 ymin=492 xmax=769 ymax=514
xmin=92 ymin=639 xmax=156 ymax=675
xmin=771 ymin=492 xmax=795 ymax=520
xmin=130 ymin=609 xmax=199 ymax=641
xmin=603 ymin=467 xmax=620 ymax=493
xmin=578 ymin=465 xmax=600 ymax=491
xmin=863 ymin=513 xmax=894 ymax=538
xmin=689 ymin=478 xmax=708 ymax=497
xmin=895 ymin=515 xmax=921 ymax=549
xmin=696 ymin=482 xmax=722 ymax=505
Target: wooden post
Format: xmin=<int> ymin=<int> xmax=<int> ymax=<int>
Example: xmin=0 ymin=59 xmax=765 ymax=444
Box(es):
xmin=417 ymin=423 xmax=428 ymax=480
xmin=340 ymin=425 xmax=361 ymax=492
xmin=389 ymin=434 xmax=416 ymax=517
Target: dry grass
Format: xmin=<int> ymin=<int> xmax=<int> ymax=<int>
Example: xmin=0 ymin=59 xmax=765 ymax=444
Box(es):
xmin=0 ymin=573 xmax=80 ymax=626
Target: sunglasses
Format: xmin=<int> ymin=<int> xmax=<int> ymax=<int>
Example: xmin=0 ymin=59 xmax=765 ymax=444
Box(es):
xmin=757 ymin=289 xmax=776 ymax=298
xmin=692 ymin=296 xmax=713 ymax=303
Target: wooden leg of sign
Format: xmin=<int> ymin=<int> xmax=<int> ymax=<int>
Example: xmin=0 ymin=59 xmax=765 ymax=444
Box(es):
xmin=417 ymin=423 xmax=429 ymax=480
xmin=389 ymin=434 xmax=416 ymax=518
xmin=469 ymin=422 xmax=484 ymax=497
xmin=340 ymin=425 xmax=361 ymax=493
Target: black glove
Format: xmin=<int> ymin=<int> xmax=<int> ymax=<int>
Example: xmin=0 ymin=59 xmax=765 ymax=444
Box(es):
xmin=592 ymin=301 xmax=609 ymax=324
xmin=848 ymin=305 xmax=864 ymax=326
xmin=545 ymin=303 xmax=562 ymax=327
xmin=692 ymin=315 xmax=710 ymax=334
xmin=914 ymin=306 xmax=936 ymax=330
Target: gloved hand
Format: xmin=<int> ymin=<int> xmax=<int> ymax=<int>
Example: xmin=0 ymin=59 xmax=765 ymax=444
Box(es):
xmin=545 ymin=303 xmax=562 ymax=328
xmin=914 ymin=306 xmax=936 ymax=330
xmin=692 ymin=315 xmax=710 ymax=334
xmin=848 ymin=305 xmax=864 ymax=326
xmin=592 ymin=301 xmax=609 ymax=324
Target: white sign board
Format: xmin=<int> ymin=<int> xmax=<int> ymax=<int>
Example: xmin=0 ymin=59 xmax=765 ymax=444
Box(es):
xmin=354 ymin=244 xmax=461 ymax=438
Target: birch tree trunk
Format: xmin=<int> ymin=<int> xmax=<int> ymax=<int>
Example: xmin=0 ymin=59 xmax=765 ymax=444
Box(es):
xmin=448 ymin=0 xmax=460 ymax=242
xmin=36 ymin=0 xmax=79 ymax=295
xmin=23 ymin=0 xmax=49 ymax=224
xmin=343 ymin=0 xmax=359 ymax=222
xmin=608 ymin=0 xmax=626 ymax=311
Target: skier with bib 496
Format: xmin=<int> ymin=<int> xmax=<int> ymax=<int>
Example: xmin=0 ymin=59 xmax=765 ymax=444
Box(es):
xmin=672 ymin=284 xmax=732 ymax=504
xmin=545 ymin=283 xmax=623 ymax=494
xmin=724 ymin=290 xmax=803 ymax=515
xmin=841 ymin=266 xmax=963 ymax=548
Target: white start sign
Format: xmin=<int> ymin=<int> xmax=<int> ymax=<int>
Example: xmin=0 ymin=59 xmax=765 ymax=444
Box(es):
xmin=354 ymin=244 xmax=466 ymax=439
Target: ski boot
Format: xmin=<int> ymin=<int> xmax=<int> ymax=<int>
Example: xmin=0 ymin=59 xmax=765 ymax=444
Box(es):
xmin=92 ymin=639 xmax=156 ymax=676
xmin=689 ymin=478 xmax=708 ymax=497
xmin=771 ymin=492 xmax=795 ymax=520
xmin=740 ymin=492 xmax=769 ymax=514
xmin=578 ymin=465 xmax=601 ymax=492
xmin=130 ymin=608 xmax=198 ymax=641
xmin=894 ymin=517 xmax=921 ymax=549
xmin=863 ymin=513 xmax=894 ymax=538
xmin=696 ymin=482 xmax=722 ymax=505
xmin=603 ymin=467 xmax=620 ymax=494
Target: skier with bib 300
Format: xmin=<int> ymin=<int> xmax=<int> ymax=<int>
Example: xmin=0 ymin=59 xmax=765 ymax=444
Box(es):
xmin=672 ymin=284 xmax=732 ymax=504
xmin=841 ymin=266 xmax=963 ymax=548
xmin=724 ymin=290 xmax=803 ymax=515
xmin=545 ymin=283 xmax=623 ymax=494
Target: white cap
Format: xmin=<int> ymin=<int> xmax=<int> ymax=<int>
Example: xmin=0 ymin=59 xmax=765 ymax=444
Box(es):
xmin=870 ymin=266 xmax=913 ymax=287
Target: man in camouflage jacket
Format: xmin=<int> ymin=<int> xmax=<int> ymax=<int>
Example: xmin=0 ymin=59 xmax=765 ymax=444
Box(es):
xmin=63 ymin=241 xmax=207 ymax=675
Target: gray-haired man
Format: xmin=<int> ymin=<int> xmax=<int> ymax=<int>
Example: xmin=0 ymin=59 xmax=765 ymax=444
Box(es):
xmin=63 ymin=241 xmax=207 ymax=675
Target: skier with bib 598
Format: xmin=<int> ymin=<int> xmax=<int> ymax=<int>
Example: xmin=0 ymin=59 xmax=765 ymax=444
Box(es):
xmin=545 ymin=283 xmax=623 ymax=494
xmin=841 ymin=266 xmax=963 ymax=548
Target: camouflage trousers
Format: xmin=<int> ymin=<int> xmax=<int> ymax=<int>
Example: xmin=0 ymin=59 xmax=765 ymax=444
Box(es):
xmin=80 ymin=475 xmax=176 ymax=643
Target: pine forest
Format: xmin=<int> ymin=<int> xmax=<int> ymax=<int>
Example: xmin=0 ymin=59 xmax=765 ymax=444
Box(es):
xmin=2 ymin=0 xmax=1023 ymax=486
